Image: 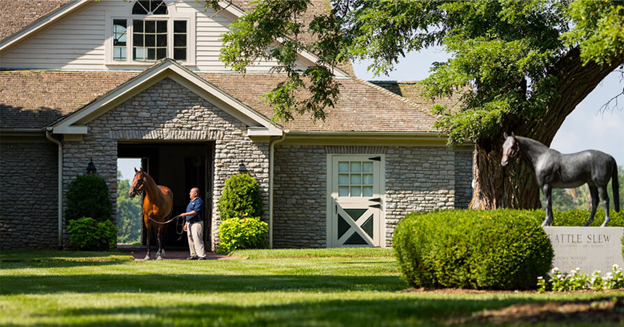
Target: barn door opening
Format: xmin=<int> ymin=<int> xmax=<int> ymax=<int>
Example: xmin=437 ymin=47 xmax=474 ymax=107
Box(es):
xmin=118 ymin=142 xmax=213 ymax=249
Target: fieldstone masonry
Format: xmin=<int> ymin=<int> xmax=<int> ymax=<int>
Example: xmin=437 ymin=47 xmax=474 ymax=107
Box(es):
xmin=0 ymin=142 xmax=58 ymax=249
xmin=454 ymin=150 xmax=474 ymax=208
xmin=61 ymin=78 xmax=269 ymax=248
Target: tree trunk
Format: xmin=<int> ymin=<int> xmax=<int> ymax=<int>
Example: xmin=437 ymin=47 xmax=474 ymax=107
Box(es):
xmin=469 ymin=47 xmax=623 ymax=209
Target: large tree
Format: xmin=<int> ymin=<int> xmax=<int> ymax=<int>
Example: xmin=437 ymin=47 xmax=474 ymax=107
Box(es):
xmin=210 ymin=0 xmax=624 ymax=209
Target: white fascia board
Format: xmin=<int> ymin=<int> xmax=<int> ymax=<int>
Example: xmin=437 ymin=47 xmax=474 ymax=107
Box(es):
xmin=0 ymin=0 xmax=90 ymax=52
xmin=247 ymin=127 xmax=282 ymax=137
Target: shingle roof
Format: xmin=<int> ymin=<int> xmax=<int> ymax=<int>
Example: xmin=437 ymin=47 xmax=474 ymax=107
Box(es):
xmin=0 ymin=68 xmax=438 ymax=132
xmin=0 ymin=0 xmax=74 ymax=42
xmin=370 ymin=81 xmax=462 ymax=111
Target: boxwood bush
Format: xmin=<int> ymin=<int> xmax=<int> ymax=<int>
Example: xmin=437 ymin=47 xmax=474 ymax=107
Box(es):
xmin=393 ymin=209 xmax=554 ymax=290
xmin=65 ymin=174 xmax=111 ymax=222
xmin=217 ymin=173 xmax=263 ymax=220
xmin=68 ymin=217 xmax=118 ymax=251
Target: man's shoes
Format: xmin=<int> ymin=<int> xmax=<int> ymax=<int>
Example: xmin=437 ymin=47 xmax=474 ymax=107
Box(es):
xmin=197 ymin=256 xmax=208 ymax=260
xmin=186 ymin=256 xmax=198 ymax=260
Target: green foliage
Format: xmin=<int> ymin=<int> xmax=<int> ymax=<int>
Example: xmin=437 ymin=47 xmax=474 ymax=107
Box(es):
xmin=65 ymin=174 xmax=112 ymax=222
xmin=217 ymin=217 xmax=268 ymax=254
xmin=393 ymin=209 xmax=553 ymax=290
xmin=213 ymin=0 xmax=623 ymax=146
xmin=538 ymin=266 xmax=624 ymax=292
xmin=67 ymin=217 xmax=118 ymax=251
xmin=217 ymin=174 xmax=263 ymax=220
xmin=116 ymin=171 xmax=142 ymax=244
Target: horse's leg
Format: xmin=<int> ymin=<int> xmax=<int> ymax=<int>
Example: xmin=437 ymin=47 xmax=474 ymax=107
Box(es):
xmin=583 ymin=185 xmax=599 ymax=226
xmin=145 ymin=216 xmax=151 ymax=260
xmin=541 ymin=184 xmax=553 ymax=226
xmin=598 ymin=186 xmax=611 ymax=227
xmin=156 ymin=226 xmax=163 ymax=260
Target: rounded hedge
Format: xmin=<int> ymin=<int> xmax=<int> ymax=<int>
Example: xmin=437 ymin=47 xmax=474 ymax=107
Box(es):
xmin=65 ymin=174 xmax=111 ymax=222
xmin=393 ymin=209 xmax=554 ymax=290
xmin=217 ymin=173 xmax=263 ymax=220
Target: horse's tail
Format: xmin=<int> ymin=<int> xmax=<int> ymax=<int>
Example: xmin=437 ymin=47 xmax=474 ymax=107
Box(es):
xmin=612 ymin=158 xmax=620 ymax=212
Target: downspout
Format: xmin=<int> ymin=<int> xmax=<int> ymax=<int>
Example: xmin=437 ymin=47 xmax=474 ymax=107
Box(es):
xmin=45 ymin=128 xmax=63 ymax=249
xmin=269 ymin=133 xmax=286 ymax=248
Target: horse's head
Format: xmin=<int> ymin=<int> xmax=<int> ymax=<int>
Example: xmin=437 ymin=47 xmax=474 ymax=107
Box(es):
xmin=129 ymin=167 xmax=146 ymax=198
xmin=501 ymin=132 xmax=519 ymax=166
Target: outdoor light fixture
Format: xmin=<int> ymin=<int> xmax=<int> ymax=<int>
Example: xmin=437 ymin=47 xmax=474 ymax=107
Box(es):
xmin=86 ymin=158 xmax=97 ymax=175
xmin=238 ymin=162 xmax=248 ymax=174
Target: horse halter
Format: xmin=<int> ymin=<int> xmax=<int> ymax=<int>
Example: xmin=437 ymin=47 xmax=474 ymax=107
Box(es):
xmin=129 ymin=175 xmax=146 ymax=197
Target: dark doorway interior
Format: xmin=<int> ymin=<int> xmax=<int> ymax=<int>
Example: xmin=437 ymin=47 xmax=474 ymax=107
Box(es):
xmin=118 ymin=142 xmax=214 ymax=249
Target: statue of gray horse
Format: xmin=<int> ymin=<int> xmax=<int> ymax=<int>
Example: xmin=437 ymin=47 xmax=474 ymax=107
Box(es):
xmin=501 ymin=133 xmax=620 ymax=227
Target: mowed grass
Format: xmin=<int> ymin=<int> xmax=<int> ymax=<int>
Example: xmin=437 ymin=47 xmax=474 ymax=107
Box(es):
xmin=0 ymin=249 xmax=622 ymax=327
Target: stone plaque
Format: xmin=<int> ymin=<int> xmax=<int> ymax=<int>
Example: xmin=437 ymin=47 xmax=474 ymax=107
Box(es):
xmin=543 ymin=227 xmax=624 ymax=274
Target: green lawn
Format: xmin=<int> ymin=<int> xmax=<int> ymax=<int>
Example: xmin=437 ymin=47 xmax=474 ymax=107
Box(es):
xmin=0 ymin=249 xmax=622 ymax=326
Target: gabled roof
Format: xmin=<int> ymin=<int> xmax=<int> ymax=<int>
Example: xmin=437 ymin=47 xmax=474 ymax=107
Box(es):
xmin=51 ymin=59 xmax=283 ymax=136
xmin=0 ymin=0 xmax=74 ymax=43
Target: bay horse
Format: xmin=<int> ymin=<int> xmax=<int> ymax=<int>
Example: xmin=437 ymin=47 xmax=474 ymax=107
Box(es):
xmin=501 ymin=133 xmax=620 ymax=227
xmin=129 ymin=168 xmax=174 ymax=260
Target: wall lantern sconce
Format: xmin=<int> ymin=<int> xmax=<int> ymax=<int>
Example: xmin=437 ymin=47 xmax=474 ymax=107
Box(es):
xmin=86 ymin=158 xmax=97 ymax=175
xmin=238 ymin=162 xmax=248 ymax=174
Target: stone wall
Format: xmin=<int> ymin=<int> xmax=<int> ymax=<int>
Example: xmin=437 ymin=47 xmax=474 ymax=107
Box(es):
xmin=274 ymin=145 xmax=458 ymax=248
xmin=384 ymin=146 xmax=456 ymax=247
xmin=0 ymin=142 xmax=58 ymax=249
xmin=454 ymin=150 xmax=474 ymax=209
xmin=61 ymin=78 xmax=269 ymax=249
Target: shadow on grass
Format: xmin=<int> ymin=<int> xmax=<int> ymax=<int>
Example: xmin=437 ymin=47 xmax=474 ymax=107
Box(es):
xmin=1 ymin=297 xmax=537 ymax=327
xmin=0 ymin=250 xmax=133 ymax=269
xmin=0 ymin=274 xmax=405 ymax=294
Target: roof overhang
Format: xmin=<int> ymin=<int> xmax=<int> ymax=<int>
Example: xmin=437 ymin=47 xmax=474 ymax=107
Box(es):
xmin=52 ymin=59 xmax=283 ymax=137
xmin=281 ymin=131 xmax=474 ymax=148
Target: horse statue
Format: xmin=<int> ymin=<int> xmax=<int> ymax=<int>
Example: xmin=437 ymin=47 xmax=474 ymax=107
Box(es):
xmin=129 ymin=168 xmax=174 ymax=260
xmin=501 ymin=133 xmax=620 ymax=227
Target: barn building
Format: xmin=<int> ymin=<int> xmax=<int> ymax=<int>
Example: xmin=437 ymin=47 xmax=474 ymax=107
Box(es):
xmin=0 ymin=0 xmax=473 ymax=250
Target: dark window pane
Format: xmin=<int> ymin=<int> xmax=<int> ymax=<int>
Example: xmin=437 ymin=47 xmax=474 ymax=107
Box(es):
xmin=145 ymin=21 xmax=155 ymax=33
xmin=174 ymin=20 xmax=186 ymax=33
xmin=133 ymin=34 xmax=143 ymax=47
xmin=132 ymin=1 xmax=149 ymax=15
xmin=113 ymin=20 xmax=127 ymax=32
xmin=133 ymin=48 xmax=144 ymax=60
xmin=133 ymin=20 xmax=143 ymax=33
xmin=157 ymin=21 xmax=167 ymax=33
xmin=113 ymin=34 xmax=126 ymax=46
xmin=153 ymin=1 xmax=168 ymax=15
xmin=174 ymin=34 xmax=186 ymax=47
xmin=157 ymin=34 xmax=167 ymax=47
xmin=145 ymin=34 xmax=155 ymax=47
xmin=173 ymin=48 xmax=186 ymax=60
xmin=157 ymin=48 xmax=167 ymax=60
xmin=147 ymin=48 xmax=155 ymax=60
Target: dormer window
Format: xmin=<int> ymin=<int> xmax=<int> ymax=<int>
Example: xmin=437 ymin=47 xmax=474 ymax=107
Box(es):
xmin=107 ymin=1 xmax=193 ymax=65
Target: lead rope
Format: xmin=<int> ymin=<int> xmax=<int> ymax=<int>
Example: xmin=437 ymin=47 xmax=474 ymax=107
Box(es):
xmin=147 ymin=214 xmax=187 ymax=241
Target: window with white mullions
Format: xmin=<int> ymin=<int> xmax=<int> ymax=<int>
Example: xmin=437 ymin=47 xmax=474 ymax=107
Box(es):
xmin=113 ymin=20 xmax=127 ymax=61
xmin=133 ymin=20 xmax=167 ymax=61
xmin=132 ymin=0 xmax=168 ymax=15
xmin=173 ymin=20 xmax=187 ymax=61
xmin=337 ymin=161 xmax=374 ymax=197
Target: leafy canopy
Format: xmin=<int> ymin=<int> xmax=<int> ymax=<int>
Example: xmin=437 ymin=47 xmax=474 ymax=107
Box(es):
xmin=209 ymin=0 xmax=623 ymax=144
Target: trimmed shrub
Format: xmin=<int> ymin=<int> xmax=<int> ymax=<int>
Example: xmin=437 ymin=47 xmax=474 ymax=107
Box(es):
xmin=65 ymin=174 xmax=111 ymax=222
xmin=217 ymin=173 xmax=263 ymax=220
xmin=68 ymin=217 xmax=118 ymax=251
xmin=546 ymin=209 xmax=623 ymax=227
xmin=217 ymin=217 xmax=268 ymax=254
xmin=393 ymin=209 xmax=554 ymax=290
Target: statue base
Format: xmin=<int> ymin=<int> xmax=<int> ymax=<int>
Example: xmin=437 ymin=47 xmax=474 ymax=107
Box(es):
xmin=543 ymin=226 xmax=624 ymax=274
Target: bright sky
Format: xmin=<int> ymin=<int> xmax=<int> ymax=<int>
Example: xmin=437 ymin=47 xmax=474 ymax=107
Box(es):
xmin=351 ymin=48 xmax=624 ymax=166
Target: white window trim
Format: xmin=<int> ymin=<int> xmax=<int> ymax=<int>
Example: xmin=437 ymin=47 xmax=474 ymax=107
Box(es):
xmin=105 ymin=10 xmax=195 ymax=66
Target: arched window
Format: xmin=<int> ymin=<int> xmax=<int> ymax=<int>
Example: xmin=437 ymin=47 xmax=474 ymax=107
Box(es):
xmin=132 ymin=1 xmax=168 ymax=15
